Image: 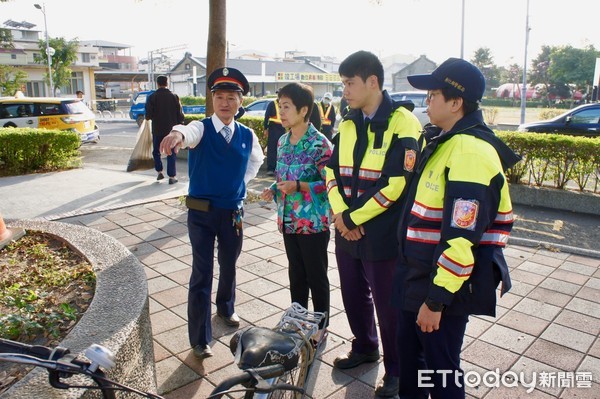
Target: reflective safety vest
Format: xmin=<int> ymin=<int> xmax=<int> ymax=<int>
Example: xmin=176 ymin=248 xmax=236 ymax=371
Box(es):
xmin=268 ymin=101 xmax=282 ymax=124
xmin=397 ymin=111 xmax=521 ymax=316
xmin=318 ymin=102 xmax=333 ymax=126
xmin=325 ymin=94 xmax=423 ymax=261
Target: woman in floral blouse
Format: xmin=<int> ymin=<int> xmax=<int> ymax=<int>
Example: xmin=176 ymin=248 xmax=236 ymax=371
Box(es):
xmin=261 ymin=82 xmax=333 ymax=341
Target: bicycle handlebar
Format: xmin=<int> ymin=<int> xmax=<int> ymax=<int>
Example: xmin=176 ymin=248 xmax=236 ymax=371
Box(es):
xmin=0 ymin=338 xmax=298 ymax=399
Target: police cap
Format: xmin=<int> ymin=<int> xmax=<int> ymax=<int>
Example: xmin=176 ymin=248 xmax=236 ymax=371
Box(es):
xmin=407 ymin=58 xmax=485 ymax=103
xmin=207 ymin=67 xmax=249 ymax=95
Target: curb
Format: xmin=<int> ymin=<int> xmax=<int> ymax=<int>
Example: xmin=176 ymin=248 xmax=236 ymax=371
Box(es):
xmin=508 ymin=236 xmax=600 ymax=260
xmin=509 ymin=184 xmax=600 ymax=216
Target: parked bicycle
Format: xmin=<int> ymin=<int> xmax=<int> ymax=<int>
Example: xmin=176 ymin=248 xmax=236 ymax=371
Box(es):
xmin=0 ymin=303 xmax=327 ymax=399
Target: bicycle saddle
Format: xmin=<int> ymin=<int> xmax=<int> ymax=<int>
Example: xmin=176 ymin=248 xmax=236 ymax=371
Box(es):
xmin=230 ymin=326 xmax=302 ymax=371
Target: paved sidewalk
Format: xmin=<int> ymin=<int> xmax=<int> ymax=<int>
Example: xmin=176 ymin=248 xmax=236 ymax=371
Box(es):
xmin=56 ymin=198 xmax=600 ymax=398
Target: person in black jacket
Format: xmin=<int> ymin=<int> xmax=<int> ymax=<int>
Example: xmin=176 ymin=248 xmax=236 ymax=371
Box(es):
xmin=263 ymin=99 xmax=286 ymax=176
xmin=145 ymin=75 xmax=184 ymax=184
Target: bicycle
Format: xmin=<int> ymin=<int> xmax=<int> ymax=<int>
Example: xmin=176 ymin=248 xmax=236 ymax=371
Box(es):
xmin=0 ymin=302 xmax=327 ymax=399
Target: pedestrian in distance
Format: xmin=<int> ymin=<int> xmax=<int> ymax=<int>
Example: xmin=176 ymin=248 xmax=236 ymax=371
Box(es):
xmin=260 ymin=82 xmax=333 ymax=343
xmin=393 ymin=58 xmax=521 ymax=398
xmin=263 ymin=98 xmax=286 ymax=176
xmin=159 ymin=67 xmax=264 ymax=360
xmin=324 ymin=50 xmax=423 ymax=398
xmin=317 ymin=92 xmax=337 ymax=140
xmin=145 ymin=75 xmax=185 ymax=184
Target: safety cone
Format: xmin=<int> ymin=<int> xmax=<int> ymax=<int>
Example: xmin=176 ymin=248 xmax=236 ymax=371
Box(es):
xmin=0 ymin=212 xmax=26 ymax=250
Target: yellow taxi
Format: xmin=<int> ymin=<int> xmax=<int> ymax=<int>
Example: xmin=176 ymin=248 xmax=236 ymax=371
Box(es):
xmin=0 ymin=95 xmax=100 ymax=143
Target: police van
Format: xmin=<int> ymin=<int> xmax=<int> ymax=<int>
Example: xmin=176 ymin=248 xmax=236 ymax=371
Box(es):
xmin=0 ymin=95 xmax=100 ymax=143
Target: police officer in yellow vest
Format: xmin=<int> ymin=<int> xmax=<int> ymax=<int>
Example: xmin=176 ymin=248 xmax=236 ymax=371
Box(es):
xmin=394 ymin=58 xmax=521 ymax=398
xmin=264 ymin=99 xmax=286 ymax=176
xmin=325 ymin=50 xmax=422 ymax=398
xmin=318 ymin=92 xmax=337 ymax=140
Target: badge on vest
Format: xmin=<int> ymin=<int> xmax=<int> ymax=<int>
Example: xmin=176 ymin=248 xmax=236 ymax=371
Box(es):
xmin=404 ymin=149 xmax=416 ymax=172
xmin=451 ymin=198 xmax=479 ymax=231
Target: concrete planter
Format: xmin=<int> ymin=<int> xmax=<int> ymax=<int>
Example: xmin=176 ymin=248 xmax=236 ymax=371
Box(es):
xmin=509 ymin=184 xmax=600 ymax=216
xmin=1 ymin=219 xmax=156 ymax=398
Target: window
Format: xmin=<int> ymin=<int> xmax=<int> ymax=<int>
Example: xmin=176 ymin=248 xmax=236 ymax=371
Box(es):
xmin=82 ymin=53 xmax=90 ymax=63
xmin=26 ymin=81 xmax=44 ymax=97
xmin=64 ymin=71 xmax=84 ymax=95
xmin=11 ymin=54 xmax=16 ymax=60
xmin=185 ymin=64 xmax=190 ymax=70
xmin=571 ymin=108 xmax=600 ymax=124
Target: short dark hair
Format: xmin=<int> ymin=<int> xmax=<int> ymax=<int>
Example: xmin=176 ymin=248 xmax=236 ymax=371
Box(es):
xmin=76 ymin=90 xmax=84 ymax=95
xmin=277 ymin=83 xmax=314 ymax=122
xmin=156 ymin=75 xmax=168 ymax=86
xmin=441 ymin=86 xmax=479 ymax=115
xmin=338 ymin=50 xmax=384 ymax=89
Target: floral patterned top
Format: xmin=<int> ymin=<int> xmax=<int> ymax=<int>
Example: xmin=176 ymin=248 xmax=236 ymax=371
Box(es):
xmin=270 ymin=124 xmax=333 ymax=234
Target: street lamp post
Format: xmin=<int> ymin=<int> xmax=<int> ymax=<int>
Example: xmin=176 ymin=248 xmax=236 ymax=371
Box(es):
xmin=520 ymin=0 xmax=531 ymax=124
xmin=34 ymin=3 xmax=54 ymax=97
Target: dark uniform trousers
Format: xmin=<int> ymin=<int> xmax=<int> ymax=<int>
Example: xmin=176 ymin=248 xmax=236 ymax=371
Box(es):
xmin=187 ymin=206 xmax=243 ymax=347
xmin=152 ymin=133 xmax=177 ymax=177
xmin=266 ymin=124 xmax=285 ymax=172
xmin=397 ymin=308 xmax=469 ymax=399
xmin=336 ymin=249 xmax=399 ymax=376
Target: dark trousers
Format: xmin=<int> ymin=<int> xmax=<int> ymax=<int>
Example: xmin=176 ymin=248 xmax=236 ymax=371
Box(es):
xmin=397 ymin=310 xmax=468 ymax=399
xmin=266 ymin=126 xmax=285 ymax=172
xmin=153 ymin=133 xmax=177 ymax=177
xmin=283 ymin=230 xmax=330 ymax=328
xmin=187 ymin=207 xmax=243 ymax=347
xmin=336 ymin=249 xmax=399 ymax=376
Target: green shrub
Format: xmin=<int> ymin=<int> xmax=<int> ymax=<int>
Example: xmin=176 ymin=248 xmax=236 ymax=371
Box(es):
xmin=0 ymin=128 xmax=81 ymax=176
xmin=497 ymin=131 xmax=600 ymax=192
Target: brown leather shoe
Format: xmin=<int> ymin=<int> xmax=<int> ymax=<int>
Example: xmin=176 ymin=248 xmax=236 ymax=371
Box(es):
xmin=217 ymin=311 xmax=240 ymax=327
xmin=333 ymin=349 xmax=380 ymax=369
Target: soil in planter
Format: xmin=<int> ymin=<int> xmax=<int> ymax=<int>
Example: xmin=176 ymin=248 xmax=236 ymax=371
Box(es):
xmin=0 ymin=231 xmax=95 ymax=395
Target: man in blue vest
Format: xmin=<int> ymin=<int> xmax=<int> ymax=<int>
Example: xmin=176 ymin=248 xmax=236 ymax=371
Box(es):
xmin=159 ymin=67 xmax=264 ymax=359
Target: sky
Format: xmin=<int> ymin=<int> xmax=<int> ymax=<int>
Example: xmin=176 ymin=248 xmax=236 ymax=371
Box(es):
xmin=2 ymin=0 xmax=599 ymax=68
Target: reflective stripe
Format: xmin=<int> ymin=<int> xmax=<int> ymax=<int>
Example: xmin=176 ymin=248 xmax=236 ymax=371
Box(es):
xmin=268 ymin=101 xmax=282 ymax=124
xmin=327 ymin=180 xmax=337 ymax=192
xmin=437 ymin=253 xmax=474 ymax=277
xmin=344 ymin=187 xmax=352 ymax=196
xmin=319 ymin=103 xmax=333 ymax=125
xmin=494 ymin=210 xmax=514 ymax=224
xmin=480 ymin=230 xmax=509 ymax=246
xmin=358 ymin=168 xmax=381 ymax=181
xmin=407 ymin=227 xmax=441 ymax=244
xmin=340 ymin=166 xmax=353 ymax=177
xmin=373 ymin=191 xmax=393 ymax=208
xmin=411 ymin=201 xmax=443 ymax=221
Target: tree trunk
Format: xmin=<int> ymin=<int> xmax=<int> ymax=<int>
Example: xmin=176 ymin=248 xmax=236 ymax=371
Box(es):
xmin=206 ymin=0 xmax=227 ymax=115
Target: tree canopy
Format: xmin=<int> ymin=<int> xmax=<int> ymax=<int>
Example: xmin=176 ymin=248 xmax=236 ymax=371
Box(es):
xmin=34 ymin=37 xmax=79 ymax=96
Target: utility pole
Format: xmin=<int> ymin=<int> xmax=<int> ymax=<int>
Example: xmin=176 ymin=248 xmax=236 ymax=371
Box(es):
xmin=34 ymin=3 xmax=54 ymax=96
xmin=520 ymin=0 xmax=531 ymax=125
xmin=147 ymin=44 xmax=188 ymax=89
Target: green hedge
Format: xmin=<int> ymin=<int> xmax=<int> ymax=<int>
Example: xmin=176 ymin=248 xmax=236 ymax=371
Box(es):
xmin=497 ymin=131 xmax=600 ymax=192
xmin=0 ymin=128 xmax=81 ymax=176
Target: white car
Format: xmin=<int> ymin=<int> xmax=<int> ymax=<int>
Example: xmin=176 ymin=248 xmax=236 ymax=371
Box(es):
xmin=244 ymin=99 xmax=272 ymax=117
xmin=390 ymin=91 xmax=429 ymax=127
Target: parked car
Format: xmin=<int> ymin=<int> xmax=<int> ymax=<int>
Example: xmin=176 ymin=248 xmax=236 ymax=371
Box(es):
xmin=0 ymin=95 xmax=100 ymax=143
xmin=517 ymin=103 xmax=600 ymax=137
xmin=390 ymin=90 xmax=429 ymax=127
xmin=129 ymin=90 xmax=206 ymax=127
xmin=244 ymin=99 xmax=271 ymax=117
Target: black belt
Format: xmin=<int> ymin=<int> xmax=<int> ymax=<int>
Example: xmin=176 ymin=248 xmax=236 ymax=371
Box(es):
xmin=185 ymin=196 xmax=210 ymax=212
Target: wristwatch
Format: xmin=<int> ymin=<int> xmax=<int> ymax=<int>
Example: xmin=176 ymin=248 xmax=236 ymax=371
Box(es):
xmin=424 ymin=297 xmax=445 ymax=312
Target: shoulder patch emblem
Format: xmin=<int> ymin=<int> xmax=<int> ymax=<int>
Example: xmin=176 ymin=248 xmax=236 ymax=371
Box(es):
xmin=404 ymin=149 xmax=416 ymax=172
xmin=451 ymin=199 xmax=479 ymax=230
